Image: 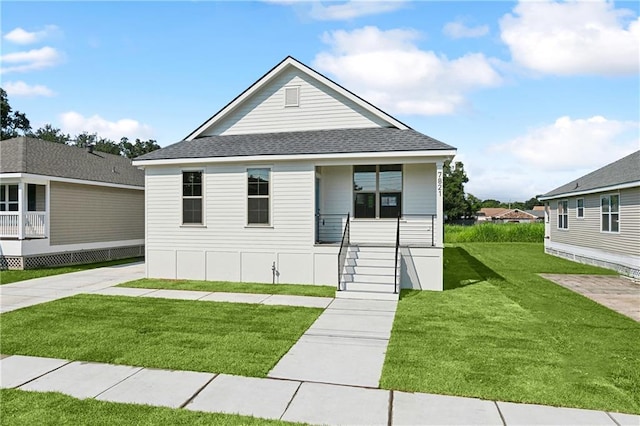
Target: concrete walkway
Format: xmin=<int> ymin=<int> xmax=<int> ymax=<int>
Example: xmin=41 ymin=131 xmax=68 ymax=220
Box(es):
xmin=0 ymin=262 xmax=145 ymax=313
xmin=540 ymin=274 xmax=640 ymax=321
xmin=268 ymin=298 xmax=397 ymax=387
xmin=2 ymin=354 xmax=638 ymax=425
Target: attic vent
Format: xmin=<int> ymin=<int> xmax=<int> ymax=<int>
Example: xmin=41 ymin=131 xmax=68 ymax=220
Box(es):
xmin=284 ymin=86 xmax=299 ymax=107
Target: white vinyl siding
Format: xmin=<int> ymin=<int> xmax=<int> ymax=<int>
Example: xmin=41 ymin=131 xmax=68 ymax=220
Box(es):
xmin=204 ymin=68 xmax=389 ymax=136
xmin=548 ymin=187 xmax=640 ymax=258
xmin=403 ymin=163 xmax=436 ymax=215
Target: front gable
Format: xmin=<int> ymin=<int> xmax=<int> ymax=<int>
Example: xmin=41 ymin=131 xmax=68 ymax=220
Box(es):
xmin=187 ymin=56 xmax=408 ymax=140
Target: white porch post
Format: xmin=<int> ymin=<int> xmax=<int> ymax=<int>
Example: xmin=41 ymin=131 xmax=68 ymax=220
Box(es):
xmin=17 ymin=182 xmax=25 ymax=240
xmin=435 ymin=161 xmax=444 ymax=247
xmin=45 ymin=182 xmax=51 ymax=239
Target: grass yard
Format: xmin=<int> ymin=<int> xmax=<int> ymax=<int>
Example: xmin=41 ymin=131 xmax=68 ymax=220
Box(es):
xmin=0 ymin=294 xmax=322 ymax=377
xmin=120 ymin=278 xmax=335 ymax=297
xmin=381 ymin=243 xmax=640 ymax=414
xmin=444 ymin=222 xmax=544 ymax=243
xmin=0 ymin=389 xmax=298 ymax=425
xmin=0 ymin=257 xmax=142 ymax=285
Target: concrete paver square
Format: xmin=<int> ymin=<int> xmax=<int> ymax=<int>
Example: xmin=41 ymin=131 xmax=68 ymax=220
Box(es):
xmin=393 ymin=391 xmax=502 ymax=425
xmin=306 ymin=309 xmax=395 ymax=339
xmin=261 ymin=294 xmax=333 ymax=308
xmin=328 ymin=298 xmax=397 ymax=313
xmin=138 ymin=289 xmax=211 ymax=300
xmin=282 ymin=382 xmax=389 ymax=425
xmin=609 ymin=412 xmax=640 ymax=425
xmin=497 ymin=401 xmax=616 ymax=425
xmin=187 ymin=374 xmax=300 ymax=419
xmin=20 ymin=361 xmax=142 ymax=399
xmin=1 ymin=355 xmax=69 ymax=388
xmin=199 ymin=292 xmax=271 ymax=304
xmin=268 ymin=334 xmax=388 ymax=387
xmin=96 ymin=368 xmax=214 ymax=408
xmin=89 ymin=287 xmax=158 ymax=297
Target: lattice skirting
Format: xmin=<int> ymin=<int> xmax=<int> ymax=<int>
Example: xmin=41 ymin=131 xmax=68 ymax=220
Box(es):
xmin=0 ymin=245 xmax=144 ymax=270
xmin=545 ymin=247 xmax=640 ymax=280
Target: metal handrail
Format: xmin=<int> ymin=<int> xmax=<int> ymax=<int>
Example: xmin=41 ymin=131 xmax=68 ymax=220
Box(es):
xmin=394 ymin=212 xmax=401 ymax=294
xmin=337 ymin=213 xmax=350 ymax=291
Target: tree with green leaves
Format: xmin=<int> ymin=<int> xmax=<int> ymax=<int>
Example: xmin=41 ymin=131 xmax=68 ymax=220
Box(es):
xmin=443 ymin=159 xmax=471 ymax=222
xmin=72 ymin=132 xmax=121 ymax=155
xmin=466 ymin=193 xmax=482 ymax=215
xmin=32 ymin=124 xmax=70 ymax=144
xmin=1 ymin=88 xmax=32 ymax=140
xmin=119 ymin=137 xmax=161 ymax=159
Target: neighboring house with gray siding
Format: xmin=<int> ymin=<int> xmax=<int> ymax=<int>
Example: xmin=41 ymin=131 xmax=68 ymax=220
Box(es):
xmin=539 ymin=150 xmax=640 ymax=278
xmin=133 ymin=56 xmax=456 ymax=298
xmin=0 ymin=137 xmax=145 ymax=269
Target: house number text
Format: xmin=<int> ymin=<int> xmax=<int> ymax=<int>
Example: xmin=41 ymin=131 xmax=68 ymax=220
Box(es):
xmin=437 ymin=171 xmax=443 ymax=197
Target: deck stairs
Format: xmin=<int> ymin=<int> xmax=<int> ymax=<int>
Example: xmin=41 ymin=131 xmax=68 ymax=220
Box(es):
xmin=337 ymin=245 xmax=399 ymax=301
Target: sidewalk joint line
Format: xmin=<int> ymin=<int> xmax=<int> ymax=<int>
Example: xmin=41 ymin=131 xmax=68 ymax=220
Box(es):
xmin=11 ymin=359 xmax=72 ymax=389
xmin=279 ymin=381 xmax=302 ymax=420
xmin=606 ymin=411 xmax=621 ymax=426
xmin=93 ymin=365 xmax=145 ymax=399
xmin=494 ymin=401 xmax=507 ymax=426
xmin=387 ymin=390 xmax=394 ymax=426
xmin=179 ymin=373 xmax=218 ymax=409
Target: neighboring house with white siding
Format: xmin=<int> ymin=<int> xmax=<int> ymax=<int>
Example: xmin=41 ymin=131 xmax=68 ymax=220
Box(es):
xmin=539 ymin=150 xmax=640 ymax=279
xmin=134 ymin=56 xmax=456 ymax=298
xmin=0 ymin=137 xmax=145 ymax=269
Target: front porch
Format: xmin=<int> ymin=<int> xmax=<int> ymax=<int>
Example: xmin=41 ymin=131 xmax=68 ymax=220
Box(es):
xmin=0 ymin=182 xmax=48 ymax=240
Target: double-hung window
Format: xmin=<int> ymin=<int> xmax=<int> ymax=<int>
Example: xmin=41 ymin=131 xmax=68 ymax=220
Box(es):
xmin=248 ymin=168 xmax=270 ymax=225
xmin=576 ymin=198 xmax=584 ymax=218
xmin=557 ymin=200 xmax=568 ymax=229
xmin=601 ymin=194 xmax=619 ymax=232
xmin=182 ymin=171 xmax=203 ymax=225
xmin=0 ymin=185 xmax=18 ymax=211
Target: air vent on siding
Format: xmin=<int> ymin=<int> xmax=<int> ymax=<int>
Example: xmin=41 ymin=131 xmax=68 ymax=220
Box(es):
xmin=284 ymin=86 xmax=299 ymax=107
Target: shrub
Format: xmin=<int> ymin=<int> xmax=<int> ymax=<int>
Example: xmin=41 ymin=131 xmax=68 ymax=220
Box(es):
xmin=444 ymin=222 xmax=544 ymax=243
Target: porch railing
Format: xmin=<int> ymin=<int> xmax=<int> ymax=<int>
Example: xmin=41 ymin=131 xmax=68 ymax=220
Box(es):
xmin=0 ymin=212 xmax=47 ymax=238
xmin=315 ymin=213 xmax=348 ymax=244
xmin=394 ymin=212 xmax=400 ymax=294
xmin=337 ymin=214 xmax=350 ymax=291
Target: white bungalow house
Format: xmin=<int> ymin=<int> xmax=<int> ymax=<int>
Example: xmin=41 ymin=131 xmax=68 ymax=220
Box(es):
xmin=539 ymin=150 xmax=640 ymax=279
xmin=134 ymin=56 xmax=456 ymax=298
xmin=0 ymin=137 xmax=145 ymax=269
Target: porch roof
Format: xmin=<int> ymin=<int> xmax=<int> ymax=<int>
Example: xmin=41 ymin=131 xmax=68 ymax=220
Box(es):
xmin=134 ymin=127 xmax=455 ymax=162
xmin=0 ymin=137 xmax=144 ymax=187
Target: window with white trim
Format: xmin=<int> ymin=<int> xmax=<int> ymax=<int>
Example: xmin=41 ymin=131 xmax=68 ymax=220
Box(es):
xmin=576 ymin=198 xmax=584 ymax=218
xmin=284 ymin=86 xmax=299 ymax=107
xmin=247 ymin=168 xmax=270 ymax=225
xmin=182 ymin=171 xmax=203 ymax=224
xmin=0 ymin=185 xmax=18 ymax=212
xmin=601 ymin=194 xmax=619 ymax=232
xmin=557 ymin=200 xmax=568 ymax=229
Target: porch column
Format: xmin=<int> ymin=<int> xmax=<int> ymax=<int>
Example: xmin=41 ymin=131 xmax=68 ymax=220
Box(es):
xmin=17 ymin=182 xmax=25 ymax=240
xmin=435 ymin=161 xmax=444 ymax=246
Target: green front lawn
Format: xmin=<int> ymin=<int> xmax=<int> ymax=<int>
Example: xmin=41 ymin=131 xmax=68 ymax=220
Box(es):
xmin=381 ymin=243 xmax=640 ymax=414
xmin=0 ymin=389 xmax=297 ymax=425
xmin=1 ymin=294 xmax=322 ymax=377
xmin=120 ymin=278 xmax=335 ymax=297
xmin=0 ymin=257 xmax=143 ymax=285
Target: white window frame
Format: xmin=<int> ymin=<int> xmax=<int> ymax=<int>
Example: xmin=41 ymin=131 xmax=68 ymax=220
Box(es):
xmin=181 ymin=170 xmax=204 ymax=226
xmin=284 ymin=86 xmax=300 ymax=107
xmin=576 ymin=198 xmax=585 ymax=219
xmin=246 ymin=167 xmax=272 ymax=227
xmin=600 ymin=193 xmax=620 ymax=233
xmin=557 ymin=200 xmax=568 ymax=230
xmin=0 ymin=184 xmax=19 ymax=212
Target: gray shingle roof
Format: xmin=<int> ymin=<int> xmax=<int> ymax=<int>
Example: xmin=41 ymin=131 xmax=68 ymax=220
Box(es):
xmin=135 ymin=127 xmax=455 ymax=162
xmin=0 ymin=137 xmax=144 ymax=187
xmin=541 ymin=150 xmax=640 ymax=198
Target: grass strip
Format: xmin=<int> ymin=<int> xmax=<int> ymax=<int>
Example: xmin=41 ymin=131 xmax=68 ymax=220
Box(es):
xmin=444 ymin=223 xmax=544 ymax=243
xmin=1 ymin=294 xmax=322 ymax=377
xmin=119 ymin=278 xmax=335 ymax=297
xmin=382 ymin=243 xmax=639 ymax=414
xmin=0 ymin=257 xmax=142 ymax=285
xmin=0 ymin=389 xmax=298 ymax=425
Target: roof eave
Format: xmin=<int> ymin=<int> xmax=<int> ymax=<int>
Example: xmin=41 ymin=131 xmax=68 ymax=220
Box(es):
xmin=538 ymin=180 xmax=640 ymax=200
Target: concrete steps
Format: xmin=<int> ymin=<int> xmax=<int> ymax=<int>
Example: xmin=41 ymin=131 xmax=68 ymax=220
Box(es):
xmin=338 ymin=245 xmax=399 ymax=300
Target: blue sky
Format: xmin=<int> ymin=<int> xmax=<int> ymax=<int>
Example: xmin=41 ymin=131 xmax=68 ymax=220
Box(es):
xmin=2 ymin=0 xmax=639 ymax=201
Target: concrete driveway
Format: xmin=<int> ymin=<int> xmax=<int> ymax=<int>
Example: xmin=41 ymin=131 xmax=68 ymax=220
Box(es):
xmin=540 ymin=274 xmax=640 ymax=321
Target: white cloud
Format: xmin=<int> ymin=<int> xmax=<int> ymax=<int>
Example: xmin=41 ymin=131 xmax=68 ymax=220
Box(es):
xmin=3 ymin=25 xmax=60 ymax=45
xmin=60 ymin=112 xmax=154 ymax=141
xmin=1 ymin=46 xmax=63 ymax=74
xmin=4 ymin=81 xmax=55 ymax=97
xmin=464 ymin=116 xmax=640 ymax=201
xmin=310 ymin=1 xmax=405 ymax=21
xmin=443 ymin=20 xmax=489 ymax=39
xmin=313 ymin=26 xmax=502 ymax=115
xmin=500 ymin=0 xmax=640 ymax=76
